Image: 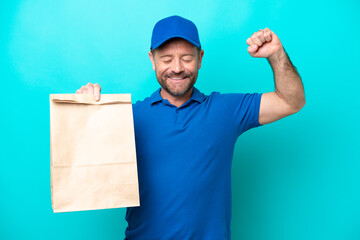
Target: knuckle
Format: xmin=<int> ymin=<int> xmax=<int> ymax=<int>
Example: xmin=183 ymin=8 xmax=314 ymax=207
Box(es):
xmin=79 ymin=86 xmax=86 ymax=93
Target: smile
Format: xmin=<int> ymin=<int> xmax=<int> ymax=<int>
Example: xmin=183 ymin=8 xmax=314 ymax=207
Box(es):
xmin=168 ymin=77 xmax=188 ymax=81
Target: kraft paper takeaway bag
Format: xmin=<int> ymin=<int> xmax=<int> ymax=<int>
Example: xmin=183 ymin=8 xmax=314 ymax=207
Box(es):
xmin=50 ymin=94 xmax=139 ymax=213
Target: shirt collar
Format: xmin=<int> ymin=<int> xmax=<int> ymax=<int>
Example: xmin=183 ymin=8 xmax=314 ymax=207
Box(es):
xmin=149 ymin=87 xmax=204 ymax=105
xmin=149 ymin=88 xmax=163 ymax=105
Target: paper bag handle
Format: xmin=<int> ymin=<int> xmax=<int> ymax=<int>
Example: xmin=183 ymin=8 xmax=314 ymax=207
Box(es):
xmin=50 ymin=94 xmax=132 ymax=105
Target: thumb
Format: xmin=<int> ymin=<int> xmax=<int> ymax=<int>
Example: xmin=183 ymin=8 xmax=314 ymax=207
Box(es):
xmin=247 ymin=44 xmax=258 ymax=54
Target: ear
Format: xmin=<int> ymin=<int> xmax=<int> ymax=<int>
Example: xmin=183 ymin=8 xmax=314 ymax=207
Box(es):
xmin=197 ymin=50 xmax=204 ymax=70
xmin=149 ymin=51 xmax=156 ymax=71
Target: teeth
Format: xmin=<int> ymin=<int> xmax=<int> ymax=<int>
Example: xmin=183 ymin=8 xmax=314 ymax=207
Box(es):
xmin=170 ymin=77 xmax=184 ymax=79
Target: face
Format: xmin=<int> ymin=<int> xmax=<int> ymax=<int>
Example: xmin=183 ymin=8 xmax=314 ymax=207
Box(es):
xmin=149 ymin=38 xmax=204 ymax=97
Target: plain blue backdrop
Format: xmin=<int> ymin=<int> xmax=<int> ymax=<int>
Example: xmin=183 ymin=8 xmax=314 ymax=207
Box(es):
xmin=1 ymin=0 xmax=359 ymax=239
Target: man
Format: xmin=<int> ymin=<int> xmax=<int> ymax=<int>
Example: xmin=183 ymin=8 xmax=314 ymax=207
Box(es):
xmin=76 ymin=15 xmax=305 ymax=240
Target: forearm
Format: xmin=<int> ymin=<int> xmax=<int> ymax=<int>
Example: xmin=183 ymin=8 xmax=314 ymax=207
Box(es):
xmin=267 ymin=48 xmax=305 ymax=111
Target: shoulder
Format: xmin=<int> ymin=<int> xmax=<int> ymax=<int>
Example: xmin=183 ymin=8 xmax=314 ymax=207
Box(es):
xmin=133 ymin=96 xmax=151 ymax=108
xmin=204 ymin=91 xmax=261 ymax=104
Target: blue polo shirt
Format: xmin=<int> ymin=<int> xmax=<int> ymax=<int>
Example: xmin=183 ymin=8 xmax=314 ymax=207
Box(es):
xmin=125 ymin=87 xmax=262 ymax=240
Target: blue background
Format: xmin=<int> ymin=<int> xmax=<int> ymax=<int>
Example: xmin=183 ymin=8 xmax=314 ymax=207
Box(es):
xmin=1 ymin=0 xmax=359 ymax=239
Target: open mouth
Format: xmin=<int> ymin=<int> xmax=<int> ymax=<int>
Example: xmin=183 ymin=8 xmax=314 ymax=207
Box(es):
xmin=168 ymin=77 xmax=188 ymax=82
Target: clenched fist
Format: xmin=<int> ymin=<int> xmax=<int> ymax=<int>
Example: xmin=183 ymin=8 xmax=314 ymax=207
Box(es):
xmin=246 ymin=28 xmax=284 ymax=60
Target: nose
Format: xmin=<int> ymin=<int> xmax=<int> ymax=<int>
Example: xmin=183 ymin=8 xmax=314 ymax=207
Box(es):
xmin=171 ymin=59 xmax=184 ymax=74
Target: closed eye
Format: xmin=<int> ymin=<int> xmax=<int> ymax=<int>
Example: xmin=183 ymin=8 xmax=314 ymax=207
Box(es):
xmin=161 ymin=57 xmax=172 ymax=63
xmin=182 ymin=55 xmax=194 ymax=62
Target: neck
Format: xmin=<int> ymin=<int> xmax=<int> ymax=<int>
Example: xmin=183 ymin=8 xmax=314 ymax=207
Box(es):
xmin=160 ymin=88 xmax=193 ymax=107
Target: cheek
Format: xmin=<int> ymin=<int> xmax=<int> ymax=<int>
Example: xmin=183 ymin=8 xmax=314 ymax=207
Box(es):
xmin=155 ymin=63 xmax=168 ymax=72
xmin=186 ymin=64 xmax=198 ymax=74
xmin=155 ymin=67 xmax=170 ymax=80
xmin=185 ymin=61 xmax=199 ymax=70
xmin=154 ymin=65 xmax=165 ymax=75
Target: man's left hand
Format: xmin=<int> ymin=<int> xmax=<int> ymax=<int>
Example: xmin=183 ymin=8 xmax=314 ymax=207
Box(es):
xmin=246 ymin=28 xmax=284 ymax=60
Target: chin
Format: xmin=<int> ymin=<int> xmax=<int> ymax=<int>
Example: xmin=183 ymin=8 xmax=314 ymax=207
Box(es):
xmin=157 ymin=75 xmax=196 ymax=97
xmin=166 ymin=85 xmax=193 ymax=97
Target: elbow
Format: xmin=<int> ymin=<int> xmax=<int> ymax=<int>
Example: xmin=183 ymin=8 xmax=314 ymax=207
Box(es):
xmin=299 ymin=96 xmax=306 ymax=111
xmin=301 ymin=98 xmax=306 ymax=109
xmin=291 ymin=98 xmax=306 ymax=114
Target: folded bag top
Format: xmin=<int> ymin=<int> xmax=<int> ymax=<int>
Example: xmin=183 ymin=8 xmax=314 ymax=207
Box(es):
xmin=51 ymin=93 xmax=131 ymax=105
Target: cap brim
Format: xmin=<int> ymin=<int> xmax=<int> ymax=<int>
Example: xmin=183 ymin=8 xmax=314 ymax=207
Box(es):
xmin=151 ymin=34 xmax=201 ymax=49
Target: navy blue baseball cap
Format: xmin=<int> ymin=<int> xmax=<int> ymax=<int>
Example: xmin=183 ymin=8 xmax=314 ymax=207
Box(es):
xmin=150 ymin=15 xmax=201 ymax=50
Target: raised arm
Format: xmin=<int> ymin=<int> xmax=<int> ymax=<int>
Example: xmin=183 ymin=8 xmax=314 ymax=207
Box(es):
xmin=246 ymin=28 xmax=305 ymax=125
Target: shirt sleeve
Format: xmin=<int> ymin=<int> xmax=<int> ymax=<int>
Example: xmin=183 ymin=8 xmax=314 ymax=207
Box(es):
xmin=219 ymin=92 xmax=263 ymax=136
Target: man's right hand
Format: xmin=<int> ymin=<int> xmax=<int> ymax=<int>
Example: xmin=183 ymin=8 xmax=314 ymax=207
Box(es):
xmin=75 ymin=83 xmax=102 ymax=101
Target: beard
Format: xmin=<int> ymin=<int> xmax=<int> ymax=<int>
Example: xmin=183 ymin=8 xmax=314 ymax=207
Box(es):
xmin=155 ymin=69 xmax=198 ymax=97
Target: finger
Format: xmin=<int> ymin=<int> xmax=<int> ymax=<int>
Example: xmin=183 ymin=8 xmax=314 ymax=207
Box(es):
xmin=246 ymin=38 xmax=254 ymax=46
xmin=76 ymin=89 xmax=81 ymax=94
xmin=80 ymin=86 xmax=86 ymax=94
xmin=251 ymin=33 xmax=263 ymax=47
xmin=86 ymin=82 xmax=94 ymax=94
xmin=256 ymin=30 xmax=266 ymax=43
xmin=93 ymin=83 xmax=101 ymax=101
xmin=264 ymin=28 xmax=272 ymax=42
xmin=248 ymin=44 xmax=259 ymax=54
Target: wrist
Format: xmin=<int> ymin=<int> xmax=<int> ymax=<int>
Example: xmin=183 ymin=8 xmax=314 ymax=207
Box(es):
xmin=267 ymin=47 xmax=287 ymax=64
xmin=267 ymin=48 xmax=292 ymax=71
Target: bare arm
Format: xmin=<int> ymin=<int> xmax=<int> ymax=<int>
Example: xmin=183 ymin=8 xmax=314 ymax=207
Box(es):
xmin=246 ymin=28 xmax=305 ymax=125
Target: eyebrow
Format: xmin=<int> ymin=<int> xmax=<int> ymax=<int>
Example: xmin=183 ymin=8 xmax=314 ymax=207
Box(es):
xmin=159 ymin=54 xmax=195 ymax=58
xmin=159 ymin=55 xmax=172 ymax=58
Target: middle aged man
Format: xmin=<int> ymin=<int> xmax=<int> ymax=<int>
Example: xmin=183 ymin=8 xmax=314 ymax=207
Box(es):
xmin=76 ymin=15 xmax=305 ymax=240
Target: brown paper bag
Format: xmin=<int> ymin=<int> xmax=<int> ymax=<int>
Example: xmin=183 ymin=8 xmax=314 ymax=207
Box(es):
xmin=50 ymin=94 xmax=139 ymax=213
